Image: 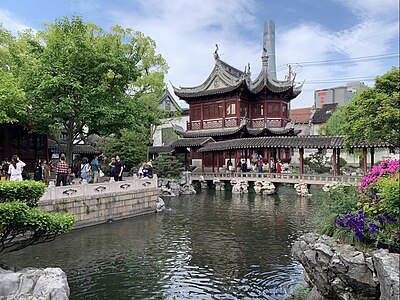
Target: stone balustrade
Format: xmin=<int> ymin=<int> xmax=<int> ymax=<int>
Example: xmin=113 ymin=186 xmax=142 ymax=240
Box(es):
xmin=39 ymin=176 xmax=159 ymax=229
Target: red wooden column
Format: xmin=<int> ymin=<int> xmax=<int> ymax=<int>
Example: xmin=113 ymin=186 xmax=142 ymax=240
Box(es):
xmin=363 ymin=147 xmax=368 ymax=175
xmin=235 ymin=149 xmax=240 ymax=173
xmin=332 ymin=148 xmax=337 ymax=177
xmin=267 ymin=148 xmax=271 ymax=173
xmin=337 ymin=148 xmax=341 ymax=175
xmin=299 ymin=147 xmax=304 ymax=178
xmin=201 ymin=153 xmax=205 ymax=174
xmin=184 ymin=152 xmax=188 ymax=171
xmin=264 ymin=148 xmax=268 ymax=166
xmin=212 ymin=152 xmax=215 ymax=173
xmin=216 ymin=152 xmax=220 ymax=173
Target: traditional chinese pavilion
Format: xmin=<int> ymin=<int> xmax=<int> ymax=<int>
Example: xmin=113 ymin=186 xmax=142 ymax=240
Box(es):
xmin=172 ymin=20 xmax=303 ymax=168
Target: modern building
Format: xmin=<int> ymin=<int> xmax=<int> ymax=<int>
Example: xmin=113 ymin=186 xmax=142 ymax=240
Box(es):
xmin=314 ymin=81 xmax=368 ymax=108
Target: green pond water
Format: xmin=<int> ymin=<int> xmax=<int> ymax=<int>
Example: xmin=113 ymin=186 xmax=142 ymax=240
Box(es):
xmin=3 ymin=186 xmax=323 ymax=299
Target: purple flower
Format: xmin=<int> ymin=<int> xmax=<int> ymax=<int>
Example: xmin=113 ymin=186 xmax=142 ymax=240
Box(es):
xmin=369 ymin=223 xmax=378 ymax=233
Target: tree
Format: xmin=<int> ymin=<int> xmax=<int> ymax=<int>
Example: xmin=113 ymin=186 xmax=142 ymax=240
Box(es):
xmin=325 ymin=68 xmax=400 ymax=147
xmin=0 ymin=26 xmax=28 ymax=124
xmin=19 ymin=16 xmax=168 ymax=163
xmin=152 ymin=153 xmax=185 ymax=178
xmin=324 ymin=105 xmax=348 ymax=136
xmin=98 ymin=127 xmax=149 ymax=171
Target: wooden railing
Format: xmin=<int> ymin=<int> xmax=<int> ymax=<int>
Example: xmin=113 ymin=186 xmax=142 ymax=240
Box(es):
xmin=186 ymin=117 xmax=290 ymax=130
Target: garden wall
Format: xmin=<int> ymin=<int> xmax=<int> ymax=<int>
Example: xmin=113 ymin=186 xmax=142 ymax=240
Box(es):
xmin=38 ymin=176 xmax=158 ymax=229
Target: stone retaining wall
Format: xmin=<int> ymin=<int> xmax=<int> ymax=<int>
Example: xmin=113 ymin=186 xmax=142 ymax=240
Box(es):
xmin=38 ymin=177 xmax=158 ymax=229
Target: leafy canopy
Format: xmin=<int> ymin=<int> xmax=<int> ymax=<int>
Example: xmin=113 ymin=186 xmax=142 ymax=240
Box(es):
xmin=325 ymin=68 xmax=400 ymax=147
xmin=0 ymin=25 xmax=28 ymax=124
xmin=17 ymin=16 xmax=168 ymax=162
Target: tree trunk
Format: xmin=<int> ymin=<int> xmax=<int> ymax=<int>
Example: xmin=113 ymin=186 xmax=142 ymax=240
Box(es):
xmin=66 ymin=123 xmax=75 ymax=165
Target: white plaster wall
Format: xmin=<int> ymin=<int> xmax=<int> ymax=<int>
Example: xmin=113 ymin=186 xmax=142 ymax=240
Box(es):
xmin=153 ymin=115 xmax=189 ymax=146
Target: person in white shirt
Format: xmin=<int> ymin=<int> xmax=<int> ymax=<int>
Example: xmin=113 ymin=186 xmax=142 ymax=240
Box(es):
xmin=8 ymin=155 xmax=26 ymax=181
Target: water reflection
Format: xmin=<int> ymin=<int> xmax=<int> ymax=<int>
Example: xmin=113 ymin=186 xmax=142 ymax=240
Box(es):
xmin=2 ymin=186 xmax=321 ymax=299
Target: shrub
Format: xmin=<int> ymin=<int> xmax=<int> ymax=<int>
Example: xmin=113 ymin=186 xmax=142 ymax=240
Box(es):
xmin=153 ymin=153 xmax=184 ymax=178
xmin=314 ymin=185 xmax=358 ymax=236
xmin=0 ymin=201 xmax=76 ymax=254
xmin=331 ymin=159 xmax=400 ymax=252
xmin=304 ymin=152 xmax=331 ymax=174
xmin=0 ymin=180 xmax=46 ymax=207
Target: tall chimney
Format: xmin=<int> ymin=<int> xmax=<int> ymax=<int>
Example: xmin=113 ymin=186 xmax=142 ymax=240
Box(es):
xmin=263 ymin=20 xmax=277 ymax=79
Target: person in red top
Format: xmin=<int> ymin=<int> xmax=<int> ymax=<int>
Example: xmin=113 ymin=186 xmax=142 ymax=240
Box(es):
xmin=276 ymin=159 xmax=282 ymax=174
xmin=56 ymin=155 xmax=69 ymax=186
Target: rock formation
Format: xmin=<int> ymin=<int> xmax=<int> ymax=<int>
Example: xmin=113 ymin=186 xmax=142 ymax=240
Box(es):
xmin=292 ymin=233 xmax=399 ymax=300
xmin=0 ymin=267 xmax=70 ymax=300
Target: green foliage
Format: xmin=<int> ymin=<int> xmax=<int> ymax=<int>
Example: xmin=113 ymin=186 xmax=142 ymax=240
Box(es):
xmin=98 ymin=128 xmax=149 ymax=170
xmin=339 ymin=68 xmax=399 ymax=147
xmin=153 ymin=153 xmax=184 ymax=178
xmin=0 ymin=26 xmax=28 ymax=124
xmin=5 ymin=15 xmax=168 ymax=163
xmin=314 ymin=185 xmax=358 ymax=236
xmin=376 ymin=174 xmax=400 ymax=215
xmin=0 ymin=201 xmax=76 ymax=254
xmin=0 ymin=180 xmax=46 ymax=207
xmin=325 ymin=105 xmax=348 ymax=136
xmin=304 ymin=152 xmax=331 ymax=174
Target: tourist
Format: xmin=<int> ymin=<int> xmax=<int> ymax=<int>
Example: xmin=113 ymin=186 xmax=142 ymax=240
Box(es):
xmin=80 ymin=157 xmax=91 ymax=182
xmin=91 ymin=155 xmax=100 ymax=183
xmin=142 ymin=163 xmax=153 ymax=179
xmin=257 ymin=159 xmax=263 ymax=173
xmin=138 ymin=163 xmax=144 ymax=178
xmin=241 ymin=159 xmax=247 ymax=173
xmin=67 ymin=167 xmax=75 ymax=185
xmin=1 ymin=159 xmax=10 ymax=179
xmin=270 ymin=158 xmax=276 ymax=173
xmin=33 ymin=159 xmax=43 ymax=181
xmin=227 ymin=159 xmax=233 ymax=173
xmin=109 ymin=157 xmax=116 ymax=179
xmin=114 ymin=155 xmax=124 ymax=181
xmin=55 ymin=155 xmax=69 ymax=186
xmin=42 ymin=159 xmax=50 ymax=185
xmin=276 ymin=159 xmax=282 ymax=174
xmin=8 ymin=155 xmax=26 ymax=181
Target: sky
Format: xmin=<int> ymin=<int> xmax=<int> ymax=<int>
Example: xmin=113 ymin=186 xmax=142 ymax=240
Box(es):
xmin=0 ymin=0 xmax=399 ymax=108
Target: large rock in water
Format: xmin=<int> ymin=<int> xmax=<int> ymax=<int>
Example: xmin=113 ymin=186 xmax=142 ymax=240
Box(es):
xmin=292 ymin=233 xmax=399 ymax=300
xmin=0 ymin=267 xmax=70 ymax=300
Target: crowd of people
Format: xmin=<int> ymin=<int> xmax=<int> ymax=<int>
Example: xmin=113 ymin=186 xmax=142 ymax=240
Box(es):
xmin=230 ymin=152 xmax=290 ymax=174
xmin=1 ymin=154 xmax=154 ymax=187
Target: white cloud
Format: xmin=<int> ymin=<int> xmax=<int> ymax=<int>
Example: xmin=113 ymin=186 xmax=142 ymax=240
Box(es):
xmin=0 ymin=9 xmax=33 ymax=34
xmin=1 ymin=0 xmax=398 ymax=110
xmin=109 ymin=0 xmax=398 ymax=109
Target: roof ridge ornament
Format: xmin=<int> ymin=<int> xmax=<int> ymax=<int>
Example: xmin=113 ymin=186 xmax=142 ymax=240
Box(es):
xmin=214 ymin=44 xmax=220 ymax=60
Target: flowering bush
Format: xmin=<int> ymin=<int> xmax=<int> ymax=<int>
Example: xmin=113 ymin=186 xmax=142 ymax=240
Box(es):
xmin=333 ymin=159 xmax=400 ymax=253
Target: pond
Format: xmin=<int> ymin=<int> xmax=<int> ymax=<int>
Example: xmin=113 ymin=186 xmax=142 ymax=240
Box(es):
xmin=3 ymin=186 xmax=323 ymax=299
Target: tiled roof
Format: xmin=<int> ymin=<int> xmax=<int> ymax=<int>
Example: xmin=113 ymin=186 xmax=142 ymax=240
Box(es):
xmin=290 ymin=107 xmax=312 ymax=124
xmin=179 ymin=126 xmax=244 ymax=138
xmin=48 ymin=139 xmax=100 ymax=154
xmin=171 ymin=137 xmax=215 ymax=148
xmin=197 ymin=136 xmax=393 ymax=152
xmin=311 ymin=103 xmax=338 ymax=124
